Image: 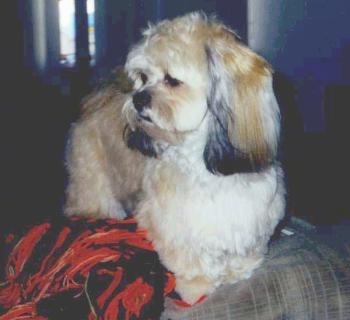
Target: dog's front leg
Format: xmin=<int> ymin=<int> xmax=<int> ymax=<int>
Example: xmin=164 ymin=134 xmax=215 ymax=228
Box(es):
xmin=64 ymin=124 xmax=127 ymax=219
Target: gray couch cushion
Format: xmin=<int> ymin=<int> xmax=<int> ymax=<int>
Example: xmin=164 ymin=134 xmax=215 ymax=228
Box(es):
xmin=171 ymin=219 xmax=350 ymax=320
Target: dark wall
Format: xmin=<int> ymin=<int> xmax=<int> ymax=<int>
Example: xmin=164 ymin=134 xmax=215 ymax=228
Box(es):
xmin=249 ymin=0 xmax=350 ymax=224
xmin=160 ymin=0 xmax=247 ymax=40
xmin=249 ymin=0 xmax=350 ymax=132
xmin=1 ymin=2 xmax=72 ymax=230
xmin=94 ymin=0 xmax=247 ymax=78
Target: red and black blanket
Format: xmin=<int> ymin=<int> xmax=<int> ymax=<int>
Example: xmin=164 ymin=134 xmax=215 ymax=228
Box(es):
xmin=0 ymin=217 xmax=194 ymax=320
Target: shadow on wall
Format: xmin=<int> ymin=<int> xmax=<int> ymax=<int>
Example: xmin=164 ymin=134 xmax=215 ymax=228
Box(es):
xmin=2 ymin=69 xmax=75 ymax=232
xmin=274 ymin=72 xmax=350 ymax=225
xmin=273 ymin=72 xmax=303 ymax=220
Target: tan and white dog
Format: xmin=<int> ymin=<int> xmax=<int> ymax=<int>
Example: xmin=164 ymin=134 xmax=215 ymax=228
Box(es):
xmin=65 ymin=12 xmax=285 ymax=304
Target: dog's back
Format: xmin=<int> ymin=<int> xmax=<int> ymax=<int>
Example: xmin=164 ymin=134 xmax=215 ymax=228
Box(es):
xmin=64 ymin=71 xmax=147 ymax=218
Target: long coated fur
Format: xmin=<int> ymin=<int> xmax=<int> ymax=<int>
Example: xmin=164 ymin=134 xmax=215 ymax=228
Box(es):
xmin=65 ymin=12 xmax=285 ymax=305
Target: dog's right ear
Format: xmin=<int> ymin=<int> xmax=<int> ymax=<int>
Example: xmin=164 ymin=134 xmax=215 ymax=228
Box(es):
xmin=204 ymin=45 xmax=257 ymax=175
xmin=203 ymin=26 xmax=280 ymax=176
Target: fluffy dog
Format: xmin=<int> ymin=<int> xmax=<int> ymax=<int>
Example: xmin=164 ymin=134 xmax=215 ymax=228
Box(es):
xmin=65 ymin=13 xmax=285 ymax=304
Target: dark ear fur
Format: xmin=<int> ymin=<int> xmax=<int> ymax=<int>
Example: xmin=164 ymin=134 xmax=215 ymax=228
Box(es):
xmin=204 ymin=46 xmax=260 ymax=175
xmin=124 ymin=126 xmax=158 ymax=157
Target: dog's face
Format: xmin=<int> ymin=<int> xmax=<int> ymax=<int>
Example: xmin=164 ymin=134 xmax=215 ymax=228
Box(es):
xmin=123 ymin=13 xmax=280 ymax=174
xmin=123 ymin=21 xmax=210 ymax=149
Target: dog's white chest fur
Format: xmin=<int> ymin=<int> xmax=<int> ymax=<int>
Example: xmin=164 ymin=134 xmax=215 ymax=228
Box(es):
xmin=136 ymin=141 xmax=284 ymax=302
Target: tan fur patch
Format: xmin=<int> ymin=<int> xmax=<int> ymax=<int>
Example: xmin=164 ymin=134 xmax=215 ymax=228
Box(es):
xmin=214 ymin=28 xmax=274 ymax=167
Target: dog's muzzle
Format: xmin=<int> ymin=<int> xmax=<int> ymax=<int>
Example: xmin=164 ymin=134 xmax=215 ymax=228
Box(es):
xmin=133 ymin=91 xmax=151 ymax=113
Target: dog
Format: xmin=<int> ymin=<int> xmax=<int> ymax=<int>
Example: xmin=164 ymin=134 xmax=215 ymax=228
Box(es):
xmin=64 ymin=12 xmax=285 ymax=304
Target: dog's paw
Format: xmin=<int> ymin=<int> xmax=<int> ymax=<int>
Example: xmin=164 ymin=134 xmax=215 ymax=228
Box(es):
xmin=160 ymin=298 xmax=191 ymax=320
xmin=64 ymin=200 xmax=129 ymax=220
xmin=175 ymin=275 xmax=214 ymax=305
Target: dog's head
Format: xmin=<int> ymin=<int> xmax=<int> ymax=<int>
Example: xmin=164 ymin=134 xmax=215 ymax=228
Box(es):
xmin=123 ymin=12 xmax=280 ymax=174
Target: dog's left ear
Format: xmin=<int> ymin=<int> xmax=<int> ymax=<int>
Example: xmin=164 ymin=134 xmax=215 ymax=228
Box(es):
xmin=204 ymin=28 xmax=280 ymax=175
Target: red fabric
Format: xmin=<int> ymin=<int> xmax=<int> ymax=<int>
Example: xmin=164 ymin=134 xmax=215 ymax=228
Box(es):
xmin=0 ymin=217 xmax=198 ymax=320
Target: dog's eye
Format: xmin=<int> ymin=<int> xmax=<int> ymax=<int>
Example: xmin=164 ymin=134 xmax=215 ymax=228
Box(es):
xmin=164 ymin=74 xmax=181 ymax=87
xmin=139 ymin=72 xmax=148 ymax=85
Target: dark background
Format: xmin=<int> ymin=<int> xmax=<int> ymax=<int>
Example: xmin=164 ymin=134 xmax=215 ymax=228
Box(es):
xmin=1 ymin=0 xmax=350 ymax=231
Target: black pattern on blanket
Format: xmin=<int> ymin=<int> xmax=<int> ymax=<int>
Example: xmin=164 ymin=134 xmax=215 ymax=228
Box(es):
xmin=0 ymin=217 xmax=189 ymax=320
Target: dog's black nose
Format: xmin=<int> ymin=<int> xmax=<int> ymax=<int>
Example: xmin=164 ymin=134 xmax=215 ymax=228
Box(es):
xmin=133 ymin=91 xmax=151 ymax=112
